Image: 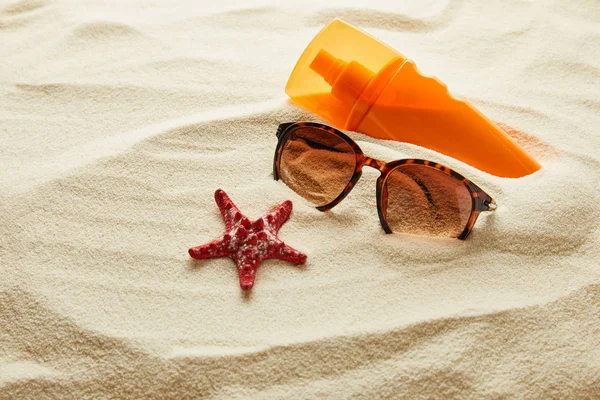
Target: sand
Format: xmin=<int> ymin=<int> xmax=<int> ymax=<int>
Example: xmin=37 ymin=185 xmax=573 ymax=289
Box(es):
xmin=1 ymin=0 xmax=599 ymax=398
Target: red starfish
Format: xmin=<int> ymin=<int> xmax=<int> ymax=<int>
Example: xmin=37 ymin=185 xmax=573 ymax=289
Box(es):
xmin=188 ymin=189 xmax=307 ymax=290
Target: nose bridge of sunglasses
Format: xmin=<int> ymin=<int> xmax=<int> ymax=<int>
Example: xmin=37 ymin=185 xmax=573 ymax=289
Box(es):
xmin=360 ymin=156 xmax=386 ymax=173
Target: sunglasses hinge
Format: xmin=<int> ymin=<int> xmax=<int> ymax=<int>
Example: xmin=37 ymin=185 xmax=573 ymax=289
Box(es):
xmin=276 ymin=123 xmax=294 ymax=139
xmin=483 ymin=199 xmax=498 ymax=211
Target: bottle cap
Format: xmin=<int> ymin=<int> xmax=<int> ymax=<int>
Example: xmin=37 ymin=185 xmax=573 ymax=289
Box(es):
xmin=285 ymin=19 xmax=404 ymax=128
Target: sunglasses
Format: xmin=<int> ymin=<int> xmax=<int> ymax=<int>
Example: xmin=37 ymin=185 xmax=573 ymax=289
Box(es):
xmin=272 ymin=122 xmax=497 ymax=240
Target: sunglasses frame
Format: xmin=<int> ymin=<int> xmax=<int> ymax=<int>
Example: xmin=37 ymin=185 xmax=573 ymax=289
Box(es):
xmin=273 ymin=122 xmax=497 ymax=240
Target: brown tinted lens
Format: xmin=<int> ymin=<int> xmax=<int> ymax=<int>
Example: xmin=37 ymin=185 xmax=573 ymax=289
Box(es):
xmin=279 ymin=127 xmax=356 ymax=207
xmin=383 ymin=164 xmax=473 ymax=238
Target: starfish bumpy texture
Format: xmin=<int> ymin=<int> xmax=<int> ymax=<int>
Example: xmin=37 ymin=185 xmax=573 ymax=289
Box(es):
xmin=189 ymin=189 xmax=307 ymax=290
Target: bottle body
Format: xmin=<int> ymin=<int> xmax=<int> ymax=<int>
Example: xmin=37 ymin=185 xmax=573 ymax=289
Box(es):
xmin=352 ymin=60 xmax=541 ymax=177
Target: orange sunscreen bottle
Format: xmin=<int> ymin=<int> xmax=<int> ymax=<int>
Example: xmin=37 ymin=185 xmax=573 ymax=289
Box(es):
xmin=285 ymin=19 xmax=540 ymax=178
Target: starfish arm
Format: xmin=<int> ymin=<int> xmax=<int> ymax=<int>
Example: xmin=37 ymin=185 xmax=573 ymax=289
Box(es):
xmin=236 ymin=262 xmax=257 ymax=291
xmin=264 ymin=200 xmax=293 ymax=233
xmin=188 ymin=236 xmax=229 ymax=259
xmin=270 ymin=242 xmax=307 ymax=265
xmin=214 ymin=189 xmax=242 ymax=230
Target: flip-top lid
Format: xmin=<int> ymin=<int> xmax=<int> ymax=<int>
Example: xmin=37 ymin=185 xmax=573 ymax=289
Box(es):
xmin=285 ymin=19 xmax=405 ymax=128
